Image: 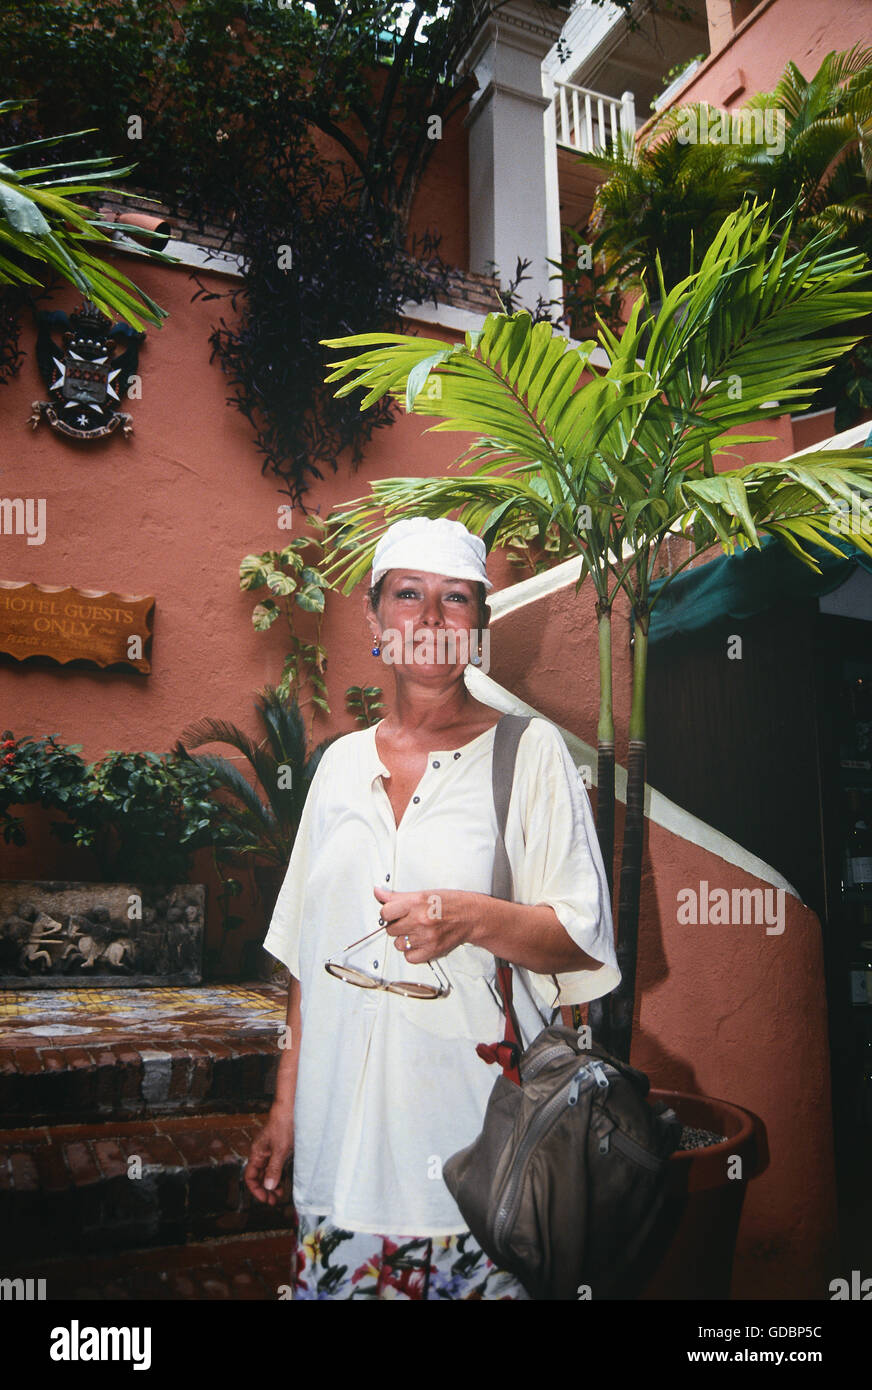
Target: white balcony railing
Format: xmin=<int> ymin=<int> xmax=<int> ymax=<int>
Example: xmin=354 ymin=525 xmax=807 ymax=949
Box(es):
xmin=552 ymin=80 xmax=636 ymax=155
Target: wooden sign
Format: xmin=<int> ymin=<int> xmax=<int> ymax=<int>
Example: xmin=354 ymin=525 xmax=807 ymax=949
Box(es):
xmin=0 ymin=582 xmax=154 ymax=672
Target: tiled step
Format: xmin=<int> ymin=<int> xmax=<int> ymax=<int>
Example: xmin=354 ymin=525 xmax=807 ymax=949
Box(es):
xmin=7 ymin=1229 xmax=295 ymax=1301
xmin=0 ymin=1036 xmax=279 ymax=1126
xmin=0 ymin=1111 xmax=293 ymax=1261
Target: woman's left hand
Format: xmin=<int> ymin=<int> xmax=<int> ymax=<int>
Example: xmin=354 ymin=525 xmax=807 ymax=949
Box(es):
xmin=374 ymin=885 xmax=482 ymax=964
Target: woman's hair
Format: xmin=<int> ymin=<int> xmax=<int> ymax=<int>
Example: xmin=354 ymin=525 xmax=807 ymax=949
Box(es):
xmin=369 ymin=574 xmax=489 ymax=627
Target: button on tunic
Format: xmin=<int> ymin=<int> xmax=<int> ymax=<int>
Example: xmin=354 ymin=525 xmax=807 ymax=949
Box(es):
xmin=264 ymin=715 xmax=620 ymax=1236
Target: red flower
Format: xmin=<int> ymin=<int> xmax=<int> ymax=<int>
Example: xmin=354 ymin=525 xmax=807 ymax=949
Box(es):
xmin=377 ymin=1238 xmax=434 ymax=1300
xmin=290 ymin=1245 xmax=307 ymax=1293
xmin=351 ymin=1257 xmax=380 ymax=1285
xmin=2 ymin=739 xmax=15 ymax=750
xmin=3 ymin=753 xmax=14 ymax=765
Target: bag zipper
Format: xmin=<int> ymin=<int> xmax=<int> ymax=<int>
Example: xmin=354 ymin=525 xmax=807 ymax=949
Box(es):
xmin=568 ymin=1059 xmax=609 ymax=1105
xmin=520 ymin=1044 xmax=612 ymax=1087
xmin=492 ymin=1066 xmax=595 ymax=1253
xmin=608 ymin=1125 xmax=665 ymax=1171
xmin=520 ymin=1041 xmax=575 ymax=1082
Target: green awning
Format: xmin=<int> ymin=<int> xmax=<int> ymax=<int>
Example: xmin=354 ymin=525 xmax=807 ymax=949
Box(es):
xmin=648 ymin=534 xmax=872 ymax=644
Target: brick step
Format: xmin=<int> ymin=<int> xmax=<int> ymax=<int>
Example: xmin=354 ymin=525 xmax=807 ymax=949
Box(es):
xmin=0 ymin=1036 xmax=279 ymax=1126
xmin=0 ymin=1111 xmax=292 ymax=1261
xmin=6 ymin=1229 xmax=295 ymax=1301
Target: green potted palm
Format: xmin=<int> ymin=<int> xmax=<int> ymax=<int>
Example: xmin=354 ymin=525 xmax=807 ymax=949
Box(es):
xmin=316 ymin=201 xmax=872 ymax=1295
xmin=177 ymin=687 xmax=336 ymax=976
xmin=567 ymin=45 xmax=872 ymax=421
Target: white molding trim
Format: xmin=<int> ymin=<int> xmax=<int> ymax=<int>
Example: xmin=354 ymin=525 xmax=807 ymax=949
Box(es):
xmin=399 ymin=302 xmax=612 ymax=365
xmin=121 ymin=239 xmax=611 ymax=345
xmin=115 ymin=234 xmax=245 ymax=278
xmin=400 ymin=300 xmax=499 ymax=336
xmin=464 ymin=78 xmax=552 ymax=128
xmin=462 ymin=0 xmax=568 ymax=73
xmin=489 ymin=551 xmax=584 ymax=617
xmin=167 ymin=240 xmax=245 ymax=276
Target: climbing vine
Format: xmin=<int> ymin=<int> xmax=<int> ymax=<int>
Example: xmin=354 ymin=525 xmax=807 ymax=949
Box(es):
xmin=0 ymin=0 xmax=581 ymax=500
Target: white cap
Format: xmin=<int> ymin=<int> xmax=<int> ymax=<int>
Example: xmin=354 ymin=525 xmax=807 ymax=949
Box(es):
xmin=371 ymin=517 xmax=492 ymax=591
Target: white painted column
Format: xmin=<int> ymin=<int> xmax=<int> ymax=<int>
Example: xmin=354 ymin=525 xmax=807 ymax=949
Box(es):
xmin=542 ymin=66 xmax=564 ymax=312
xmin=461 ymin=1 xmax=568 ymax=314
xmin=620 ymin=90 xmax=637 ymax=146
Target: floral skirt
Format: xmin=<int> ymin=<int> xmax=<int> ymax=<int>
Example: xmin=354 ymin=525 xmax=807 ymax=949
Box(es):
xmin=291 ymin=1210 xmax=531 ymax=1300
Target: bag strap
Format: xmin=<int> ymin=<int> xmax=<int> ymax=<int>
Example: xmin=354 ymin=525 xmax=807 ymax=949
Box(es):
xmin=491 ymin=713 xmax=529 ymax=905
xmin=474 ymin=713 xmax=530 ymax=1085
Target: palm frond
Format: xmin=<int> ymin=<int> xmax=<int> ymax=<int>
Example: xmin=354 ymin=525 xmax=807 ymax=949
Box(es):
xmin=676 ymin=450 xmax=872 ymax=571
xmin=0 ymin=100 xmax=168 ymax=327
xmin=321 ymin=202 xmax=872 ymax=607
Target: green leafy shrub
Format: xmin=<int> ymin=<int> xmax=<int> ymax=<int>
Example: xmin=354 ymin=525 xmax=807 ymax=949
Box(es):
xmin=0 ymin=732 xmax=234 ymax=883
xmin=239 ymin=522 xmax=331 ymax=716
xmin=0 ymin=733 xmax=89 ymax=846
xmin=345 ymin=685 xmax=385 ymax=728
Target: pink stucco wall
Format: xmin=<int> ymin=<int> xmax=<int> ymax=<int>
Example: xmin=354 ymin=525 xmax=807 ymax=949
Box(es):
xmin=671 ymin=0 xmax=872 ymax=110
xmin=0 ymin=259 xmax=477 ymax=972
xmin=0 ymin=268 xmax=473 ymax=760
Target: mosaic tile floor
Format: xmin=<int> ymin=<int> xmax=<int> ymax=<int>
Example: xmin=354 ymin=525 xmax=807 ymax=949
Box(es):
xmin=0 ymin=984 xmax=287 ymax=1048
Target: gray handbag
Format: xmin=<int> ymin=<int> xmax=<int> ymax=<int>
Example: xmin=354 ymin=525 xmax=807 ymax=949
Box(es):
xmin=442 ymin=713 xmax=682 ymax=1300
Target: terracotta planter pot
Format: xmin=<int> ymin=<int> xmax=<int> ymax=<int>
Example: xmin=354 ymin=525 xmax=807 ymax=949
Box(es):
xmin=240 ymin=863 xmax=288 ymax=981
xmin=98 ymin=208 xmax=172 ymax=252
xmin=636 ymin=1090 xmax=763 ymax=1300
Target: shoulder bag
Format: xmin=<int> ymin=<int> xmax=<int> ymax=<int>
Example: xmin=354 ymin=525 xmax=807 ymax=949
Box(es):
xmin=442 ymin=713 xmax=682 ymax=1300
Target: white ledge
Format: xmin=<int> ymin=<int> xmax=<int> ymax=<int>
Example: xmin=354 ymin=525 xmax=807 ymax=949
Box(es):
xmin=401 ymin=299 xmax=500 ymax=337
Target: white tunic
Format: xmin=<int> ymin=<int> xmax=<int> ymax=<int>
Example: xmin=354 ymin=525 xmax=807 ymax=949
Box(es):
xmin=263 ymin=715 xmax=620 ymax=1236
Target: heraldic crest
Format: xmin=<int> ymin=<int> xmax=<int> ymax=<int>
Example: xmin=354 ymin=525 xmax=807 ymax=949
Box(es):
xmin=30 ymin=302 xmax=145 ymax=440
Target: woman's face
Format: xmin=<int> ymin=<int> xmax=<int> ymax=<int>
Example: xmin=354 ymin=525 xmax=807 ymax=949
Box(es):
xmin=366 ymin=570 xmax=488 ymax=679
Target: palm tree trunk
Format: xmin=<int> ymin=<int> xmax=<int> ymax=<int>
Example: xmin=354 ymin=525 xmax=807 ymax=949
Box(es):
xmin=587 ymin=599 xmax=615 ymax=1043
xmin=594 ymin=600 xmax=616 ymax=895
xmin=610 ymin=608 xmax=649 ymax=1063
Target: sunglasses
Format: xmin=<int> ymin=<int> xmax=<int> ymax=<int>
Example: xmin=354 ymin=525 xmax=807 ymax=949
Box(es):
xmin=324 ymin=926 xmax=450 ymax=999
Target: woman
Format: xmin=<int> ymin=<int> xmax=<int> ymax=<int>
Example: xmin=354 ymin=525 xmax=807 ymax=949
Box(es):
xmin=244 ymin=516 xmax=620 ymax=1299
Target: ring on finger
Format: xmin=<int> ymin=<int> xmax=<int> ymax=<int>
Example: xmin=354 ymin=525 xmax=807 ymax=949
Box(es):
xmin=404 ymin=935 xmax=411 ymax=951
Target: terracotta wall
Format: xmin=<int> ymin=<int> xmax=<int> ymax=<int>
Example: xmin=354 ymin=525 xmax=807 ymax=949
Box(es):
xmin=676 ymin=0 xmax=872 ymax=109
xmin=0 ymin=251 xmax=482 ymax=967
xmin=299 ymin=60 xmax=471 ymax=270
xmin=0 ymin=269 xmax=473 ymax=753
xmin=407 ymin=92 xmax=470 ymax=269
xmin=638 ymin=827 xmax=837 ymax=1301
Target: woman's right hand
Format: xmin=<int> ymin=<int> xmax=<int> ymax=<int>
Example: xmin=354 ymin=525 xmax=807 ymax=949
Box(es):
xmin=245 ymin=1106 xmax=294 ymax=1206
